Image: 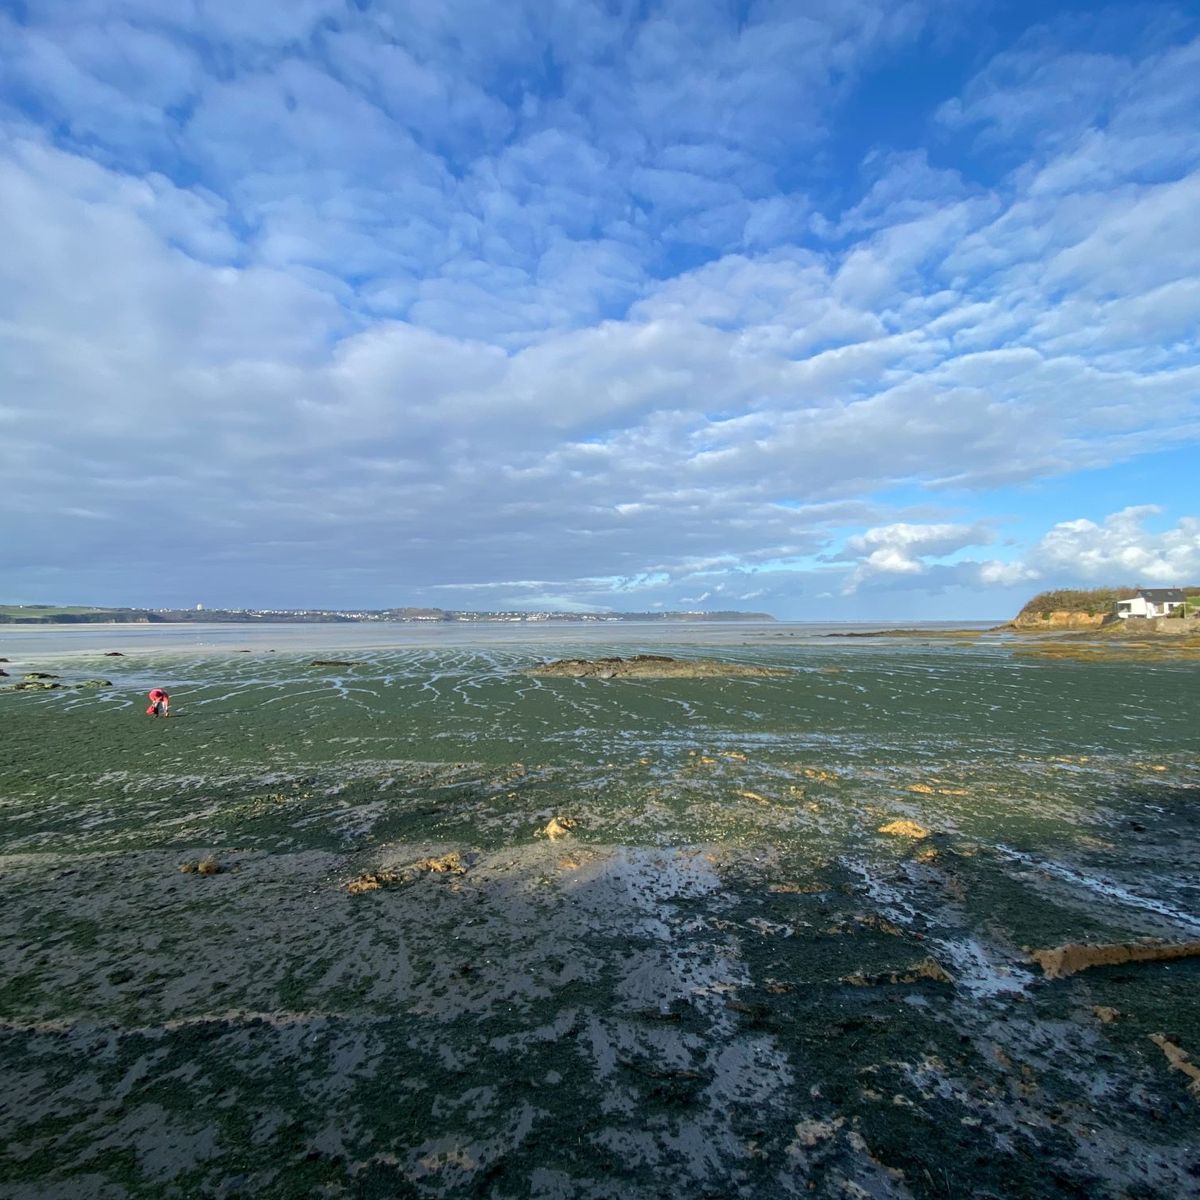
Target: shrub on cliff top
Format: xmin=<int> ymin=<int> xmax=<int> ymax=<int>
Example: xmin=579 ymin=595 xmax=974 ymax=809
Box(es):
xmin=1017 ymin=588 xmax=1138 ymax=618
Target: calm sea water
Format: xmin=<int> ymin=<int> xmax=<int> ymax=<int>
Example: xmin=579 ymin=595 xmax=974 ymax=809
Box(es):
xmin=0 ymin=617 xmax=1002 ymax=656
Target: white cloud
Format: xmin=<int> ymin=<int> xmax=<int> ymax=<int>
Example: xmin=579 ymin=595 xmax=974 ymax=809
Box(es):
xmin=839 ymin=522 xmax=994 ymax=591
xmin=977 ymin=560 xmax=1039 ymax=587
xmin=1 ymin=5 xmax=1199 ymax=615
xmin=1031 ymin=507 xmax=1200 ymax=583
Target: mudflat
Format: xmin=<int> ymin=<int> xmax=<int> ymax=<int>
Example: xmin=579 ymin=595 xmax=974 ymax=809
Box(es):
xmin=1 ymin=631 xmax=1197 ymax=1199
xmin=526 ymin=653 xmax=790 ymax=678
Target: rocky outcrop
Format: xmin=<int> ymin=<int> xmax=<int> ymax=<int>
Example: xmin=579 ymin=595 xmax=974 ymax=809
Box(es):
xmin=538 ymin=817 xmax=577 ymax=840
xmin=878 ymin=819 xmax=931 ymax=839
xmin=1010 ymin=611 xmax=1109 ymax=630
xmin=1029 ymin=939 xmax=1200 ymax=979
xmin=526 ymin=655 xmax=789 ymax=680
xmin=1103 ymin=615 xmax=1199 ymax=636
xmin=1150 ymin=1034 xmax=1200 ymax=1096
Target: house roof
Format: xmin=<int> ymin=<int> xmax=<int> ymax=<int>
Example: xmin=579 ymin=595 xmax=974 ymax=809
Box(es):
xmin=1135 ymin=588 xmax=1185 ymax=602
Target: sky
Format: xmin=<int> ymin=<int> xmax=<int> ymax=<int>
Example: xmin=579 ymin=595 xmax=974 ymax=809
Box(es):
xmin=1 ymin=0 xmax=1199 ymax=620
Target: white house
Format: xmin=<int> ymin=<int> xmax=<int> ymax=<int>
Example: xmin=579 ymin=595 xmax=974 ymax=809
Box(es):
xmin=1115 ymin=588 xmax=1186 ymax=619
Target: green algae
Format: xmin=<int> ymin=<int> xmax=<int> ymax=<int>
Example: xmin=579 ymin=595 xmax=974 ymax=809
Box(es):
xmin=0 ymin=639 xmax=1198 ymax=1197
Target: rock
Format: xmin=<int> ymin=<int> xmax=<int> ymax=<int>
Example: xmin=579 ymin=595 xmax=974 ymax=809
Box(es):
xmin=1149 ymin=1034 xmax=1200 ymax=1096
xmin=345 ymin=870 xmax=400 ymax=894
xmin=540 ymin=817 xmax=577 ymax=840
xmin=802 ymin=768 xmax=837 ymax=783
xmin=345 ymin=852 xmax=470 ymax=894
xmin=310 ymin=660 xmax=359 ymax=667
xmin=878 ymin=819 xmax=931 ymax=839
xmin=24 ymin=672 xmax=59 ymax=680
xmin=1011 ymin=610 xmax=1108 ymax=630
xmin=0 ymin=669 xmax=7 ymax=677
xmin=103 ymin=651 xmax=124 ymax=656
xmin=736 ymin=790 xmax=769 ymax=804
xmin=11 ymin=681 xmax=61 ymax=691
xmin=77 ymin=679 xmax=113 ymax=688
xmin=1030 ymin=940 xmax=1200 ymax=979
xmin=412 ymin=852 xmax=468 ymax=874
xmin=844 ymin=957 xmax=952 ymax=986
xmin=1093 ymin=1006 xmax=1121 ymax=1024
xmin=825 ymin=913 xmax=905 ymax=937
xmin=180 ymin=856 xmax=223 ymax=875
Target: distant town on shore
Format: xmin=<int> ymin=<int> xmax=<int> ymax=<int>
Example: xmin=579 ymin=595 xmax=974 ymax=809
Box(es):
xmin=0 ymin=604 xmax=776 ymax=626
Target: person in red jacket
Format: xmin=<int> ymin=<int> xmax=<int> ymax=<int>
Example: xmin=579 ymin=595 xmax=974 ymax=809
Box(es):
xmin=146 ymin=688 xmax=170 ymax=717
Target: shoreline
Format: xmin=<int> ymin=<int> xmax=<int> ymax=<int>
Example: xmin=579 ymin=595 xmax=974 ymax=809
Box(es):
xmin=0 ymin=619 xmax=1000 ymax=660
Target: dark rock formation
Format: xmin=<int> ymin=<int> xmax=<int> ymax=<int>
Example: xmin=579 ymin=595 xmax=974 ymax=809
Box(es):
xmin=526 ymin=655 xmax=789 ymax=680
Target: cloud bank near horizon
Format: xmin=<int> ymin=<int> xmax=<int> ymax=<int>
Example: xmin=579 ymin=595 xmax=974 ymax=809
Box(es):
xmin=2 ymin=1 xmax=1198 ymax=617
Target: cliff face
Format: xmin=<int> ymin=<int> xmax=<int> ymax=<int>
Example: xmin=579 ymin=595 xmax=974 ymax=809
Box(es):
xmin=1010 ymin=611 xmax=1198 ymax=636
xmin=1011 ymin=610 xmax=1109 ymax=631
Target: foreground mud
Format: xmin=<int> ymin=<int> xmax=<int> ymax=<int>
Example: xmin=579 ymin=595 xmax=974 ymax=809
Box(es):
xmin=0 ymin=638 xmax=1197 ymax=1198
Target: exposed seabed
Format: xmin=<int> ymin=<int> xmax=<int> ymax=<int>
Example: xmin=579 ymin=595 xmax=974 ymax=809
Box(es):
xmin=1 ymin=629 xmax=1197 ymax=1198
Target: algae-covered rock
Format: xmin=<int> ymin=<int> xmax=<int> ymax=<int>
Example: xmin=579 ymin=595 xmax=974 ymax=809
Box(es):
xmin=345 ymin=870 xmax=400 ymax=894
xmin=11 ymin=681 xmax=62 ymax=691
xmin=24 ymin=672 xmax=59 ymax=681
xmin=843 ymin=958 xmax=952 ymax=986
xmin=526 ymin=655 xmax=789 ymax=680
xmin=412 ymin=852 xmax=468 ymax=874
xmin=345 ymin=851 xmax=470 ymax=894
xmin=77 ymin=679 xmax=113 ymax=688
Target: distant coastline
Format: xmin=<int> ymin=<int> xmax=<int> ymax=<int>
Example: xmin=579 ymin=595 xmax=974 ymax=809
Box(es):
xmin=0 ymin=604 xmax=776 ymax=626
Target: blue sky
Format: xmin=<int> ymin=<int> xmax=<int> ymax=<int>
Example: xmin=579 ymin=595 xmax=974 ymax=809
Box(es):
xmin=1 ymin=0 xmax=1198 ymax=619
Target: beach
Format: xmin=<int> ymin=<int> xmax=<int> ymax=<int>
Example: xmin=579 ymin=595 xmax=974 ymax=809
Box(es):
xmin=1 ymin=624 xmax=1198 ymax=1198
